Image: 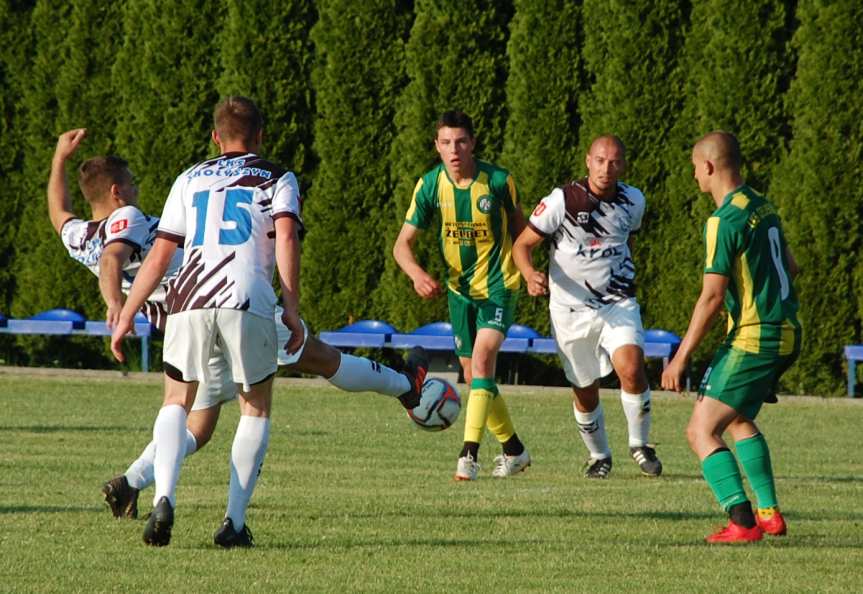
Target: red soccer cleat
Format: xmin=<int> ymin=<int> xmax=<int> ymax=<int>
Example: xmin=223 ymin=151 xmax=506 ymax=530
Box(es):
xmin=756 ymin=507 xmax=787 ymax=536
xmin=705 ymin=520 xmax=764 ymax=544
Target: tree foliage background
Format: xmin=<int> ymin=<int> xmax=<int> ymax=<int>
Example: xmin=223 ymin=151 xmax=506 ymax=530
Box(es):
xmin=0 ymin=0 xmax=860 ymax=394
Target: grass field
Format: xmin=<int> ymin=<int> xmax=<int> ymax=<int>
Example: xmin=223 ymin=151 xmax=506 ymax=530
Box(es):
xmin=0 ymin=370 xmax=861 ymax=593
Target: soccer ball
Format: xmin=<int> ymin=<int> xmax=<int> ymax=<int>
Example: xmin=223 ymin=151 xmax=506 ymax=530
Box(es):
xmin=408 ymin=377 xmax=461 ymax=431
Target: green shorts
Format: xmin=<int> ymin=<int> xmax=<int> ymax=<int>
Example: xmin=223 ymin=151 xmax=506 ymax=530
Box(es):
xmin=698 ymin=345 xmax=799 ymax=420
xmin=447 ymin=290 xmax=518 ymax=358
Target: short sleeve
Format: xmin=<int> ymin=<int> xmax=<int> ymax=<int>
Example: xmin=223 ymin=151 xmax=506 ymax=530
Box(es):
xmin=527 ymin=187 xmax=566 ymax=237
xmin=704 ymin=216 xmax=739 ymax=275
xmin=104 ymin=206 xmax=150 ymax=250
xmin=404 ymin=177 xmax=435 ymax=230
xmin=271 ymin=171 xmax=303 ymax=225
xmin=156 ymin=174 xmax=187 ymax=244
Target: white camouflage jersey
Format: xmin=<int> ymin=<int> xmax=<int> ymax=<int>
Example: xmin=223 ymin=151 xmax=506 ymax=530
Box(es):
xmin=528 ymin=178 xmax=645 ymax=309
xmin=61 ymin=205 xmax=182 ymax=330
xmin=156 ymin=152 xmax=302 ymax=319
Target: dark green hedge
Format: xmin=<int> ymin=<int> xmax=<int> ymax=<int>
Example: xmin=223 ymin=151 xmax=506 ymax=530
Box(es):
xmin=1 ymin=0 xmax=860 ymax=393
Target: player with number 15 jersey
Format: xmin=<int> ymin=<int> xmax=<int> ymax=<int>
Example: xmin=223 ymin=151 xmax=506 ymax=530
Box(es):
xmin=156 ymin=153 xmax=302 ymax=319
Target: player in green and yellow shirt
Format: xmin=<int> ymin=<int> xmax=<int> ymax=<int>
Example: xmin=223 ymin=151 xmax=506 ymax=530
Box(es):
xmin=662 ymin=131 xmax=801 ymax=544
xmin=393 ymin=110 xmax=531 ymax=481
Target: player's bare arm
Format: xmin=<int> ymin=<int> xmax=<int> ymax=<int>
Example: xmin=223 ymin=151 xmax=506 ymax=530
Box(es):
xmin=274 ymin=216 xmax=303 ymax=355
xmin=110 ymin=237 xmax=178 ymax=362
xmin=393 ymin=222 xmax=443 ymax=299
xmin=512 ymin=225 xmax=548 ymax=297
xmin=661 ymin=272 xmax=728 ymax=392
xmin=508 ymin=202 xmax=528 ymax=241
xmin=99 ymin=242 xmax=134 ymax=329
xmin=47 ymin=128 xmax=87 ymax=234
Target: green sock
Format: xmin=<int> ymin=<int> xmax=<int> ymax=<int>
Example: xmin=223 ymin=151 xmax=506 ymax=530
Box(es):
xmin=701 ymin=449 xmax=748 ymax=511
xmin=736 ymin=433 xmax=778 ymax=509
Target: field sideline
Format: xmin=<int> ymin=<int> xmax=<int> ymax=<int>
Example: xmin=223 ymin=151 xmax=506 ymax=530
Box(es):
xmin=0 ymin=369 xmax=861 ymax=593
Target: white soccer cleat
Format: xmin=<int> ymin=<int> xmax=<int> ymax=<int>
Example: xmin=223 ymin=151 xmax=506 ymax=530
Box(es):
xmin=491 ymin=449 xmax=531 ymax=478
xmin=454 ymin=454 xmax=480 ymax=481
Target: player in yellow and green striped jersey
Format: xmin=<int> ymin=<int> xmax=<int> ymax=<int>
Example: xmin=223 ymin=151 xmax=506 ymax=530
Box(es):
xmin=393 ymin=111 xmax=531 ymax=481
xmin=662 ymin=131 xmax=801 ymax=544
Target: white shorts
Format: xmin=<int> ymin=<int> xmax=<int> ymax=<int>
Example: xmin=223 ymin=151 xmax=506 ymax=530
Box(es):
xmin=164 ymin=308 xmax=278 ymax=393
xmin=549 ymin=298 xmax=645 ymax=388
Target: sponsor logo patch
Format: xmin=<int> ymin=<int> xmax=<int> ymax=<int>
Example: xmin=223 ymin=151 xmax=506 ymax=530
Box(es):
xmin=110 ymin=219 xmax=128 ymax=234
xmin=532 ymin=201 xmax=546 ymax=217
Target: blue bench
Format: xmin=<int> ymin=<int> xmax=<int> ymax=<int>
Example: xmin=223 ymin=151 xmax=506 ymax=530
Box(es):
xmin=845 ymin=345 xmax=863 ymax=397
xmin=318 ymin=320 xmax=395 ymax=348
xmin=0 ymin=308 xmax=153 ymax=371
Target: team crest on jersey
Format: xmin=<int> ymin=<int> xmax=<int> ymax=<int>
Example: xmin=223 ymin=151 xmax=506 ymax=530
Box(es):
xmin=110 ymin=219 xmax=128 ymax=234
xmin=476 ymin=195 xmax=493 ymax=214
xmin=576 ymin=212 xmax=590 ymax=224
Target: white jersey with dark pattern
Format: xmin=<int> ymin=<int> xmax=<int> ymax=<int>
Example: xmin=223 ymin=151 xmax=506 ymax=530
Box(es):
xmin=61 ymin=205 xmax=182 ymax=330
xmin=156 ymin=152 xmax=302 ymax=319
xmin=528 ymin=178 xmax=645 ymax=309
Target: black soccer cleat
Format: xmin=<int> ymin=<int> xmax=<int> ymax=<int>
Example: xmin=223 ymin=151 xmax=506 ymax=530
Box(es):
xmin=398 ymin=346 xmax=429 ymax=410
xmin=584 ymin=457 xmax=612 ymax=479
xmin=630 ymin=445 xmax=663 ymax=477
xmin=101 ymin=475 xmax=139 ymax=519
xmin=142 ymin=496 xmax=174 ymax=547
xmin=214 ymin=517 xmax=254 ymax=549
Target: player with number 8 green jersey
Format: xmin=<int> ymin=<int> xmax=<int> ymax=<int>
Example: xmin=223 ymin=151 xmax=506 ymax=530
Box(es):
xmin=405 ymin=160 xmax=521 ymax=301
xmin=703 ymin=184 xmax=801 ymax=356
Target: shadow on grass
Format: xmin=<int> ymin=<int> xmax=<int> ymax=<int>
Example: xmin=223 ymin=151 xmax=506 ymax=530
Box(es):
xmin=0 ymin=425 xmax=136 ymax=433
xmin=662 ymin=473 xmax=863 ymax=484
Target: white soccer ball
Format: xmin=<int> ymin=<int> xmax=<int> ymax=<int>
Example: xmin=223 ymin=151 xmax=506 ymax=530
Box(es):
xmin=408 ymin=377 xmax=461 ymax=432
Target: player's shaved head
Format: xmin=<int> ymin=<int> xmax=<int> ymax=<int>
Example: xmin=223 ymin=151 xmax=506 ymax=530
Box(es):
xmin=214 ymin=96 xmax=263 ymax=144
xmin=589 ymin=134 xmax=626 ymax=160
xmin=693 ymin=131 xmax=741 ymax=171
xmin=78 ymin=156 xmax=132 ymax=203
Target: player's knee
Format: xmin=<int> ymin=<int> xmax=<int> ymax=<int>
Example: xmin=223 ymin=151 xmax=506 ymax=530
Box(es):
xmin=685 ymin=420 xmax=701 ymax=451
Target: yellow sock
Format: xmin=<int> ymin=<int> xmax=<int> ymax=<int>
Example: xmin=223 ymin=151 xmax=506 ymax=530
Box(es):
xmin=486 ymin=391 xmax=515 ymax=444
xmin=463 ymin=378 xmax=496 ymax=444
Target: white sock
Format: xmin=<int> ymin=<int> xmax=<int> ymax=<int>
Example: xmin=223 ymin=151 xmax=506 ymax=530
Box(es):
xmin=620 ymin=389 xmax=652 ymax=447
xmin=327 ymin=353 xmax=410 ymax=396
xmin=151 ymin=404 xmax=187 ymax=508
xmin=226 ymin=416 xmax=270 ymax=531
xmin=125 ymin=430 xmax=198 ymax=490
xmin=573 ymin=402 xmax=611 ymax=460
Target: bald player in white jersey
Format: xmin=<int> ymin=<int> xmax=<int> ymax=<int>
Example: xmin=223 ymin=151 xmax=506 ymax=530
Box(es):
xmin=513 ymin=135 xmax=662 ymax=479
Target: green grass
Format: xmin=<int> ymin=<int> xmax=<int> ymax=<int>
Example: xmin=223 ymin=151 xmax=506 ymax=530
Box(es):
xmin=0 ymin=371 xmax=861 ymax=593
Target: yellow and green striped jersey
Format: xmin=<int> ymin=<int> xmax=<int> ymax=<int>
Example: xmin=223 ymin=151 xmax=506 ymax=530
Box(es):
xmin=703 ymin=185 xmax=801 ymax=355
xmin=405 ymin=160 xmax=521 ymax=301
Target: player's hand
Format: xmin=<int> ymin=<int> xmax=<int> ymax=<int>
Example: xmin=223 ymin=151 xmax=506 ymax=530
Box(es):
xmin=110 ymin=314 xmax=134 ymax=363
xmin=105 ymin=301 xmax=123 ymax=331
xmin=526 ymin=270 xmax=549 ymax=297
xmin=281 ymin=307 xmax=304 ymax=355
xmin=661 ymin=356 xmax=687 ymax=392
xmin=411 ymin=271 xmax=443 ymax=299
xmin=53 ymin=128 xmax=87 ymax=163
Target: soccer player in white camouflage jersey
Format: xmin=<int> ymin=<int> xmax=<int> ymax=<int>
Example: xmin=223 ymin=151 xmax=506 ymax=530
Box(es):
xmin=111 ymin=97 xmax=427 ymax=548
xmin=50 ymin=128 xmax=427 ymax=538
xmin=513 ymin=135 xmax=662 ymax=479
